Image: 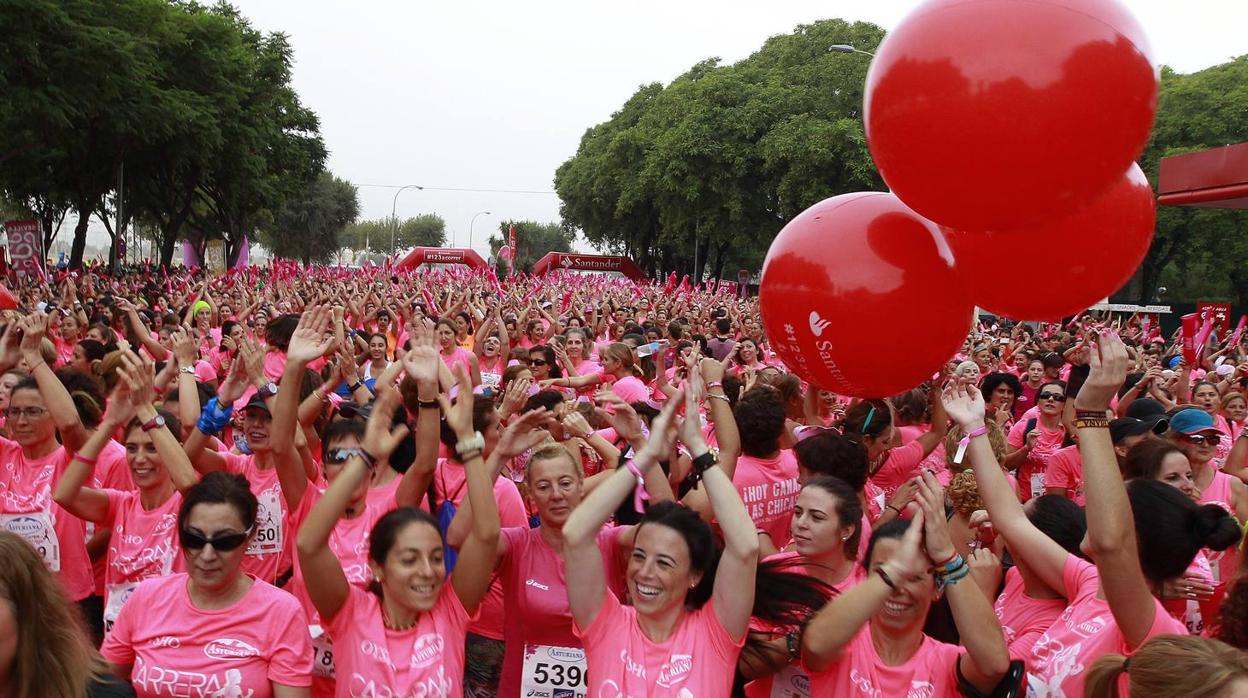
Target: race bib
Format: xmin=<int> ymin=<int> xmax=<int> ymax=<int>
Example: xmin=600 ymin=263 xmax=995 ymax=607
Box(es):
xmin=769 ymin=663 xmax=811 ymax=698
xmin=521 ymin=644 xmax=587 ymax=698
xmin=247 ymin=489 xmax=283 ymax=556
xmin=1029 ymin=472 xmax=1046 ymax=499
xmin=310 ymin=624 xmax=336 ymax=679
xmin=104 ymin=582 xmax=139 ymax=631
xmin=2 ymin=511 xmax=61 ymax=571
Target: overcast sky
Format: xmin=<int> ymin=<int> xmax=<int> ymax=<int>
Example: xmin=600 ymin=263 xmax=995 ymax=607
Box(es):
xmin=81 ymin=0 xmax=1248 ymax=258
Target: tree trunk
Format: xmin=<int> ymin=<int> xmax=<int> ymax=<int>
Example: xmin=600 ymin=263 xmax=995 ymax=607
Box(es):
xmin=69 ymin=204 xmax=92 ymax=269
xmin=712 ymin=241 xmax=729 ymax=281
xmin=159 ymin=224 xmax=180 ymax=268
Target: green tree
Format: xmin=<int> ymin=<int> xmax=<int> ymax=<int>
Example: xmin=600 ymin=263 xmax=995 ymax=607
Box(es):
xmin=262 ymin=171 xmax=360 ymax=264
xmin=487 ymin=220 xmax=575 ymax=273
xmin=389 ymin=214 xmax=446 ymax=252
xmin=1131 ymin=57 xmax=1248 ymax=304
xmin=555 ymin=19 xmax=885 ymax=280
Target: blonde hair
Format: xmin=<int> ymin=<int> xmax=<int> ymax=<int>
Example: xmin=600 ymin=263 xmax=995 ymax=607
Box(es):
xmin=600 ymin=342 xmax=638 ymax=376
xmin=0 ymin=532 xmax=107 ymax=698
xmin=524 ymin=443 xmax=582 ymax=485
xmin=1085 ymin=634 xmax=1248 ymax=698
xmin=944 ymin=421 xmax=1008 ymax=467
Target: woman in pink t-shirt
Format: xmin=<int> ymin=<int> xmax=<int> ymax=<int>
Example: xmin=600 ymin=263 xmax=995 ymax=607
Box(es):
xmin=1004 ymin=380 xmax=1067 ymax=502
xmin=944 ymin=333 xmax=1242 ymax=697
xmin=473 ymin=310 xmax=510 ymax=390
xmin=53 ymin=353 xmax=201 ymax=632
xmin=564 ymin=385 xmax=759 ymax=697
xmin=436 ymin=319 xmax=481 ymax=387
xmin=0 ymin=313 xmax=94 ymax=606
xmin=296 ymin=364 xmax=499 ymax=698
xmin=801 ymin=471 xmax=1010 ymax=697
xmin=744 ymin=476 xmax=865 ymax=697
xmin=842 ymin=393 xmax=947 ymax=500
xmin=544 ymin=342 xmax=650 ymax=406
xmin=725 ymin=336 xmax=766 ymax=377
xmin=101 ymin=471 xmax=314 ymax=698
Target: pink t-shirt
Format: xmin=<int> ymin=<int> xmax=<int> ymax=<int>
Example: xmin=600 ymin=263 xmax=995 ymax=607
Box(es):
xmin=1043 ymin=445 xmax=1085 ymax=505
xmin=433 ymin=457 xmax=527 ymax=640
xmin=1007 ymin=419 xmax=1066 ymax=502
xmin=610 ymin=374 xmax=651 ymax=404
xmin=806 ymin=624 xmax=963 ymax=697
xmin=870 ymin=439 xmax=926 ymax=498
xmin=439 ymin=346 xmax=475 ymax=378
xmin=732 ymin=450 xmax=801 ymax=546
xmin=0 ymin=438 xmax=93 ymax=600
xmin=101 ymin=489 xmax=183 ymax=630
xmin=221 ymin=453 xmax=292 ymax=584
xmin=92 ymin=438 xmax=135 ymax=595
xmin=1200 ymin=470 xmax=1242 ymax=588
xmin=1026 ymin=554 xmax=1187 ymax=697
xmin=497 ymin=526 xmax=621 ymax=697
xmin=994 ymin=566 xmax=1066 ymax=663
xmin=576 ymin=592 xmax=744 ymax=697
xmin=325 ymin=583 xmax=472 ymax=698
xmin=101 ymin=574 xmax=312 ymax=698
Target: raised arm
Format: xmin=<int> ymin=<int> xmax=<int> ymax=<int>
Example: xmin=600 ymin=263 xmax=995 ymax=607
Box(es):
xmin=395 ymin=344 xmax=449 ymax=509
xmin=20 ymin=313 xmax=89 ymax=454
xmin=273 ymin=307 xmax=337 ymax=507
xmin=52 ymin=385 xmax=136 ymax=523
xmin=121 ymin=352 xmax=200 ymax=493
xmin=1077 ymin=332 xmax=1159 ymax=649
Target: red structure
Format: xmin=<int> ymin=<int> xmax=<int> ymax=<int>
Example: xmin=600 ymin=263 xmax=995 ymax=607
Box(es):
xmin=531 ymin=252 xmax=648 ymax=281
xmin=1158 ymin=142 xmax=1248 ymax=209
xmin=394 ymin=247 xmax=488 ymax=271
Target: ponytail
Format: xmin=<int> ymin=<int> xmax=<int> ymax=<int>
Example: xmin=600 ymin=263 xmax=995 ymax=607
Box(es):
xmin=1086 ymin=635 xmax=1248 ymax=698
xmin=1084 ymin=653 xmax=1128 ymax=698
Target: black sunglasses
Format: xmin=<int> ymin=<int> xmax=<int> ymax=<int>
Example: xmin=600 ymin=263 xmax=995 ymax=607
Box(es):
xmin=179 ymin=526 xmax=253 ymax=552
xmin=325 ymin=447 xmax=366 ymax=465
xmin=529 ymin=359 xmax=548 ymax=366
xmin=1038 ymin=392 xmax=1066 ymax=402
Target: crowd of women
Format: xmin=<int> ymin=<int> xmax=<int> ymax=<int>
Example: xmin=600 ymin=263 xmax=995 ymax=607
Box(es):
xmin=4 ymin=263 xmax=1248 ymax=698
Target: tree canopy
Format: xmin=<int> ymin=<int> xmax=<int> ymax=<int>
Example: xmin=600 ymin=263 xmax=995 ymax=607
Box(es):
xmin=0 ymin=0 xmax=325 ymax=268
xmin=262 ymin=171 xmax=360 ymax=264
xmin=487 ymin=220 xmax=575 ymax=273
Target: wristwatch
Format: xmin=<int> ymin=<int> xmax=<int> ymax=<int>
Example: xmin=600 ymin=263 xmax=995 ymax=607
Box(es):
xmin=141 ymin=414 xmax=167 ymax=432
xmin=256 ymin=381 xmax=279 ymax=400
xmin=455 ymin=431 xmax=486 ymax=456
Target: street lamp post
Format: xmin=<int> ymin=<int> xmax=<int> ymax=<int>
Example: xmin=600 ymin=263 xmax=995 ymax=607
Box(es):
xmin=827 ymin=44 xmax=876 ymax=58
xmin=468 ymin=211 xmax=491 ymax=251
xmin=388 ymin=184 xmax=424 ymax=257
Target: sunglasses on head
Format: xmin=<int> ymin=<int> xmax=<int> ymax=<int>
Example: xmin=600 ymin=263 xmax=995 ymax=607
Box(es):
xmin=325 ymin=447 xmax=367 ymax=465
xmin=1184 ymin=433 xmax=1221 ymax=446
xmin=1038 ymin=392 xmax=1066 ymax=402
xmin=528 ymin=359 xmax=548 ymax=366
xmin=179 ymin=526 xmax=254 ymax=552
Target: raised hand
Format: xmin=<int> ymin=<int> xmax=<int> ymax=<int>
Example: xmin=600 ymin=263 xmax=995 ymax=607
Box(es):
xmin=438 ymin=364 xmax=478 ymax=440
xmin=1074 ymin=330 xmax=1128 ymax=413
xmin=18 ymin=312 xmax=47 ymax=367
xmin=496 ymin=409 xmax=556 ymax=461
xmin=915 ymin=471 xmax=955 ymax=563
xmin=362 ymin=387 xmax=410 ymax=461
xmin=401 ymin=345 xmax=440 ymax=387
xmin=172 ymin=327 xmax=198 ymax=368
xmin=941 ymin=382 xmax=986 ymax=429
xmin=119 ymin=351 xmax=158 ymax=409
xmin=594 ymin=393 xmax=645 ymax=445
xmin=287 ymin=306 xmax=336 ymax=364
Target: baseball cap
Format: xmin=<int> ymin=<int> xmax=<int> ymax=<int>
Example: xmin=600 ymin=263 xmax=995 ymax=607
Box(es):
xmin=243 ymin=393 xmax=271 ymax=414
xmin=1125 ymin=398 xmax=1166 ymax=420
xmin=337 ymin=400 xmax=375 ymax=421
xmin=1169 ymin=408 xmax=1217 ymax=435
xmin=1109 ymin=416 xmax=1168 ymax=445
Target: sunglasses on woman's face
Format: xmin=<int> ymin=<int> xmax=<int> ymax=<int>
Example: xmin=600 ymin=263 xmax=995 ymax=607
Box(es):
xmin=529 ymin=359 xmax=548 ymax=367
xmin=1184 ymin=433 xmax=1221 ymax=446
xmin=1038 ymin=392 xmax=1066 ymax=402
xmin=324 ymin=447 xmax=367 ymax=465
xmin=179 ymin=526 xmax=253 ymax=552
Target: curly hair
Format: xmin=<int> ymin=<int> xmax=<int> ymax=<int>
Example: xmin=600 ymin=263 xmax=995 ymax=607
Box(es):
xmin=1216 ymin=574 xmax=1248 ymax=650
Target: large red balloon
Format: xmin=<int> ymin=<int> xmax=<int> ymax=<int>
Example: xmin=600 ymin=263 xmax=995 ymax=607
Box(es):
xmin=760 ymin=192 xmax=973 ymax=398
xmin=943 ymin=163 xmax=1155 ymax=321
xmin=865 ymin=0 xmax=1157 ymax=232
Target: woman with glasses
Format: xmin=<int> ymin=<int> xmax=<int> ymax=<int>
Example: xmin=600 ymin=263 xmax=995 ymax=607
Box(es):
xmin=102 ymin=471 xmax=312 ymax=698
xmin=1005 ymin=380 xmax=1067 ymax=502
xmin=52 ymin=353 xmax=199 ymax=634
xmin=1167 ymin=408 xmax=1248 ymax=613
xmin=0 ymin=314 xmax=95 ymax=611
xmin=527 ymin=344 xmax=560 ymax=383
xmin=1190 ymin=380 xmax=1234 ymax=465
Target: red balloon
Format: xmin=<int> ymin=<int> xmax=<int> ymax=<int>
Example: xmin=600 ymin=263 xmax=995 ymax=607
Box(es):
xmin=0 ymin=284 xmax=15 ymax=310
xmin=944 ymin=163 xmax=1155 ymax=321
xmin=760 ymin=192 xmax=973 ymax=398
xmin=865 ymin=0 xmax=1157 ymax=232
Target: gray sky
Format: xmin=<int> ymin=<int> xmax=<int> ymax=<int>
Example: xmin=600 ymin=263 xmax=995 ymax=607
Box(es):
xmin=82 ymin=0 xmax=1248 ymax=259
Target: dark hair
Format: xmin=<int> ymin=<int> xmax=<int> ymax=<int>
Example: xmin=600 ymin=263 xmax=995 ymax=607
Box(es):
xmin=793 ymin=431 xmax=869 ymax=492
xmin=1038 ymin=380 xmax=1066 ymax=400
xmin=524 ymin=389 xmax=564 ymax=414
xmin=178 ymin=471 xmax=258 ymax=530
xmin=321 ymin=419 xmax=366 ymax=460
xmin=1217 ymin=577 xmax=1248 ymax=650
xmin=864 ymin=518 xmax=913 ymax=569
xmin=1126 ymin=479 xmax=1241 ymax=587
xmin=734 ymin=386 xmax=786 ymax=457
xmin=220 ymin=320 xmax=239 ymax=349
xmin=1123 ymin=439 xmax=1186 ymax=481
xmin=1040 ymin=352 xmax=1064 ymax=370
xmin=714 ymin=318 xmax=732 ymax=335
xmin=55 ymin=368 xmax=106 ymax=428
xmin=266 ymin=314 xmax=299 ymax=350
xmin=367 ymin=507 xmax=442 ymax=597
xmin=1026 ymin=494 xmax=1088 ymax=559
xmin=438 ymin=395 xmax=496 ymax=454
xmin=842 ymin=399 xmax=892 ymax=441
xmin=890 ymin=389 xmax=930 ymax=426
xmin=76 ymin=339 xmax=108 ymax=363
xmin=804 ymin=476 xmax=864 ymax=560
xmin=981 ymin=372 xmax=1023 ymax=404
xmin=529 ymin=344 xmax=563 ymax=378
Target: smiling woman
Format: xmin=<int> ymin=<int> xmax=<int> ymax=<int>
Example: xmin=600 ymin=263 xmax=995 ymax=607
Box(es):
xmin=100 ymin=472 xmax=313 ymax=698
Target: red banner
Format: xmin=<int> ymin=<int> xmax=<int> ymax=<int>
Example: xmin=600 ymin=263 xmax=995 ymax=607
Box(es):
xmin=1196 ymin=302 xmax=1232 ymax=334
xmin=508 ymin=224 xmax=516 ymax=277
xmin=4 ymin=219 xmax=43 ymax=279
xmin=1181 ymin=313 xmax=1199 ymax=365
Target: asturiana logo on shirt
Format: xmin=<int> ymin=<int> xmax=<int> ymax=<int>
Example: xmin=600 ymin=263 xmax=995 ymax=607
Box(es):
xmin=409 ymin=633 xmax=445 ymax=668
xmin=204 ymin=638 xmax=260 ymax=660
xmin=655 ymin=654 xmax=692 ymax=688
